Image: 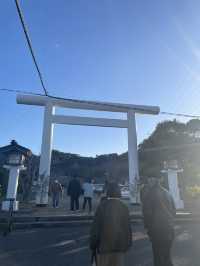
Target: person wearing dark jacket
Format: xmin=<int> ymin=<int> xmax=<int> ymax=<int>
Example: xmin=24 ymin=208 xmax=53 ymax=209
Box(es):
xmin=90 ymin=182 xmax=132 ymax=266
xmin=67 ymin=176 xmax=82 ymax=211
xmin=141 ymin=177 xmax=176 ymax=266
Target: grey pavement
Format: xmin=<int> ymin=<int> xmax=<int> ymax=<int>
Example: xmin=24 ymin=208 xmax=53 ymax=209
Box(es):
xmin=0 ymin=223 xmax=199 ymax=266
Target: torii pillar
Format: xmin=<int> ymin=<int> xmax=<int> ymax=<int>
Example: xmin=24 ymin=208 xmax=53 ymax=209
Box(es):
xmin=127 ymin=110 xmax=140 ymax=203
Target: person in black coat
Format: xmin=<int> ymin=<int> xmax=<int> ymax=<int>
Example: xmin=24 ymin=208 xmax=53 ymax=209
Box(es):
xmin=141 ymin=177 xmax=176 ymax=266
xmin=67 ymin=176 xmax=82 ymax=211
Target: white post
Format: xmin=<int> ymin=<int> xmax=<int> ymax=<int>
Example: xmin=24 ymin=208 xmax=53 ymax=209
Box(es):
xmin=36 ymin=102 xmax=55 ymax=206
xmin=2 ymin=165 xmax=25 ymax=211
xmin=168 ymin=169 xmax=184 ymax=209
xmin=127 ymin=111 xmax=139 ymax=204
xmin=161 ymin=169 xmax=184 ymax=209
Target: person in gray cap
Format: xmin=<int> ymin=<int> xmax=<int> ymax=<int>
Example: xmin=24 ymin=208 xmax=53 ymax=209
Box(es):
xmin=141 ymin=177 xmax=176 ymax=266
xmin=90 ymin=182 xmax=132 ymax=266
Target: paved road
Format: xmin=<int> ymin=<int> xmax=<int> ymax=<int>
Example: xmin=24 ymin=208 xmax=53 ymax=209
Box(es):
xmin=0 ymin=223 xmax=199 ymax=266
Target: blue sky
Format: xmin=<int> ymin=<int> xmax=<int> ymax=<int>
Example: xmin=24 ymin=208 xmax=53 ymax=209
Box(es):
xmin=1 ymin=0 xmax=200 ymax=156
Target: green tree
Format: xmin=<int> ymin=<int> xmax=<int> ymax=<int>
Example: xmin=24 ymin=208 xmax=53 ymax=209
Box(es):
xmin=139 ymin=119 xmax=200 ymax=186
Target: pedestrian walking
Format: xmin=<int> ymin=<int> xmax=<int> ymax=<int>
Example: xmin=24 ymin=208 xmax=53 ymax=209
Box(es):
xmin=67 ymin=175 xmax=82 ymax=211
xmin=90 ymin=182 xmax=132 ymax=266
xmin=141 ymin=177 xmax=176 ymax=266
xmin=82 ymin=178 xmax=94 ymax=213
xmin=50 ymin=179 xmax=63 ymax=208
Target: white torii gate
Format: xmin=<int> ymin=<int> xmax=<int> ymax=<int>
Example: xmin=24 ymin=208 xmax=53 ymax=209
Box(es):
xmin=17 ymin=94 xmax=160 ymax=205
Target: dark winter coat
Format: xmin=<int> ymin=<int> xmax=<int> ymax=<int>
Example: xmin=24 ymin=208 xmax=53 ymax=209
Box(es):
xmin=90 ymin=198 xmax=132 ymax=254
xmin=142 ymin=185 xmax=176 ymax=242
xmin=67 ymin=179 xmax=82 ymax=198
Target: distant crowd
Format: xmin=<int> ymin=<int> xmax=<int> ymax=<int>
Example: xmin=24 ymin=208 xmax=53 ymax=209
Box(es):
xmin=50 ymin=176 xmax=96 ymax=213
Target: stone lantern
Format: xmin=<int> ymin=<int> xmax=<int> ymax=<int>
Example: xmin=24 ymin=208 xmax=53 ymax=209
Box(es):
xmin=161 ymin=160 xmax=184 ymax=209
xmin=0 ymin=140 xmax=31 ymax=211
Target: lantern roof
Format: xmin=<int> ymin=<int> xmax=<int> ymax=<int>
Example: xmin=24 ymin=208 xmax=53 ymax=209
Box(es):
xmin=0 ymin=140 xmax=32 ymax=157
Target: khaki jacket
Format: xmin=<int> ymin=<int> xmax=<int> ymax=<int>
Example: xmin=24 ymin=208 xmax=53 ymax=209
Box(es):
xmin=90 ymin=198 xmax=132 ymax=254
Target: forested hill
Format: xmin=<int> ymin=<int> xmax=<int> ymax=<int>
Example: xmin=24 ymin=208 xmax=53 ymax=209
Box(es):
xmin=50 ymin=150 xmax=128 ymax=184
xmin=139 ymin=119 xmax=200 ymax=186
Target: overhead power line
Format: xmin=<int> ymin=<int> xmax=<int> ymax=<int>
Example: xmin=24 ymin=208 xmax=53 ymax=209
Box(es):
xmin=14 ymin=0 xmax=48 ymax=96
xmin=0 ymin=88 xmax=45 ymax=96
xmin=160 ymin=111 xmax=200 ymax=119
xmin=1 ymin=88 xmax=200 ymax=119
